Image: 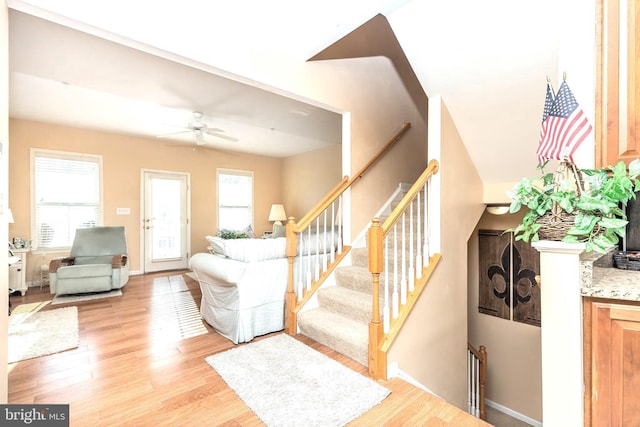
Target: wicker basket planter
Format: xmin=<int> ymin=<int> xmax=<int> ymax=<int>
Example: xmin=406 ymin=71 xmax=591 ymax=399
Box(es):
xmin=536 ymin=210 xmax=579 ymax=241
xmin=535 ymin=209 xmax=605 ymax=242
xmin=533 ymin=161 xmax=590 ymax=242
xmin=509 ymin=159 xmax=640 ymax=253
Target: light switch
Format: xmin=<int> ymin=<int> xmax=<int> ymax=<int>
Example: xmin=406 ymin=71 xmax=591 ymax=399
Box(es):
xmin=116 ymin=207 xmax=130 ymax=215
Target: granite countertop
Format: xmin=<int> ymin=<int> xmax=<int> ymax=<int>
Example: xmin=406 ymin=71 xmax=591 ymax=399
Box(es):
xmin=579 ymin=249 xmax=640 ymax=301
xmin=582 ymin=266 xmax=640 ymax=301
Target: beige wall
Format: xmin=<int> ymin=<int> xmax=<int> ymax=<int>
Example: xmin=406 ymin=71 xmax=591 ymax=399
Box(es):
xmin=1 ymin=0 xmax=9 ymax=403
xmin=238 ymin=55 xmax=428 ymax=239
xmin=282 ymin=143 xmax=342 ymax=220
xmin=388 ymin=99 xmax=485 ymax=408
xmin=8 ymin=118 xmax=290 ymax=278
xmin=467 ymin=210 xmax=542 ymax=421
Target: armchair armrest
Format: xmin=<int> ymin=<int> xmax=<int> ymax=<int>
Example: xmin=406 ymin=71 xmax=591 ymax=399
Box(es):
xmin=49 ymin=256 xmax=76 ymax=274
xmin=112 ymin=254 xmax=127 ymax=268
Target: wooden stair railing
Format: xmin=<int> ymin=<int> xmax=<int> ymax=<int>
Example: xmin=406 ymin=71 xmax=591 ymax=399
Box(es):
xmin=367 ymin=159 xmax=441 ymax=380
xmin=467 ymin=342 xmax=487 ymax=420
xmin=285 ymin=122 xmax=412 ymax=335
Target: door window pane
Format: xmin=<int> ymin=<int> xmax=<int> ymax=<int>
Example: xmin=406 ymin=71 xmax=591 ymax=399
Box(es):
xmin=151 ymin=177 xmax=182 ymax=260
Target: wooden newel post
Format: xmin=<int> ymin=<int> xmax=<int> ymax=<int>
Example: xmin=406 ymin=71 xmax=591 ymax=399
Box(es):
xmin=479 ymin=345 xmax=487 ymax=421
xmin=368 ymin=218 xmax=385 ymax=379
xmin=284 ymin=217 xmax=298 ymax=335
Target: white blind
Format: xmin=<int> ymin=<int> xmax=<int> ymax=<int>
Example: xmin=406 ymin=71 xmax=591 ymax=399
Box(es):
xmin=218 ymin=170 xmax=253 ymax=231
xmin=33 ymin=151 xmax=102 ymax=249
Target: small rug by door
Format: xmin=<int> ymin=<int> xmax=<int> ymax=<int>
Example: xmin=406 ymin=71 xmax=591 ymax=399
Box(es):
xmin=205 ymin=333 xmax=391 ymax=427
xmin=51 ymin=289 xmax=122 ymax=305
xmin=8 ymin=306 xmax=79 ymax=363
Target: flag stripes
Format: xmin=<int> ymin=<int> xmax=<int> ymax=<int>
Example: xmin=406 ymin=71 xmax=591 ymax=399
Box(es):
xmin=537 ymin=81 xmax=555 ymax=165
xmin=536 ymin=79 xmax=592 ymax=164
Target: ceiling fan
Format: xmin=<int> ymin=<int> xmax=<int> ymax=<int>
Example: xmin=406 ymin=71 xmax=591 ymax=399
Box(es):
xmin=157 ymin=111 xmax=239 ymax=145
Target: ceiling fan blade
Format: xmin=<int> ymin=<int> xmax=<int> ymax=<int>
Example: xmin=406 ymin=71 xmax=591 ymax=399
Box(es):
xmin=205 ymin=130 xmax=239 ymax=143
xmin=156 ymin=129 xmax=190 ymax=138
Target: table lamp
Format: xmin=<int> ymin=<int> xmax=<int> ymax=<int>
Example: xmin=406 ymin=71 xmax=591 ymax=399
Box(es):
xmin=268 ymin=204 xmax=287 ymax=227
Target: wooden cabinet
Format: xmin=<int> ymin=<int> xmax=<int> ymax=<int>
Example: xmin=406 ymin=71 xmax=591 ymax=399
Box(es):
xmin=584 ymin=298 xmax=640 ymax=426
xmin=596 ymin=0 xmax=640 ymax=167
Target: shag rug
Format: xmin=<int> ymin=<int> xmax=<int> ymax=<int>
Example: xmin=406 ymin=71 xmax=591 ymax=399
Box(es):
xmin=51 ymin=289 xmax=122 ymax=305
xmin=205 ymin=334 xmax=391 ymax=427
xmin=8 ymin=306 xmax=79 ymax=363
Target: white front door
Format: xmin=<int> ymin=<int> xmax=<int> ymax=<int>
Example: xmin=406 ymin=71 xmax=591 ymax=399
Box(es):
xmin=142 ymin=170 xmax=189 ymax=272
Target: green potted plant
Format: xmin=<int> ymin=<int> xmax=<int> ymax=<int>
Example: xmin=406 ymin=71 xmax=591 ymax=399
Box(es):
xmin=508 ymin=159 xmax=640 ymax=253
xmin=217 ymin=229 xmax=249 ymax=239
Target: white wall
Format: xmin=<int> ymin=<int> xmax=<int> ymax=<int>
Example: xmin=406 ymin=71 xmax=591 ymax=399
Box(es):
xmin=1 ymin=0 xmax=10 ymax=403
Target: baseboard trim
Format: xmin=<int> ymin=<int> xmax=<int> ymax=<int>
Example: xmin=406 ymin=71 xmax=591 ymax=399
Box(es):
xmin=387 ymin=363 xmax=441 ymax=398
xmin=485 ymin=399 xmax=542 ymax=427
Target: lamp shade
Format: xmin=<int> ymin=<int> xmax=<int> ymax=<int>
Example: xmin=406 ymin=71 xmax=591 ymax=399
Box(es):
xmin=7 ymin=208 xmax=14 ymax=224
xmin=268 ymin=204 xmax=287 ymax=225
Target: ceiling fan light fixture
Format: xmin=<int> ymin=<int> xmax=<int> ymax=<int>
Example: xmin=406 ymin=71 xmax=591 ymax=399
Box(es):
xmin=156 ymin=110 xmax=238 ymax=145
xmin=194 ymin=129 xmax=205 ymax=145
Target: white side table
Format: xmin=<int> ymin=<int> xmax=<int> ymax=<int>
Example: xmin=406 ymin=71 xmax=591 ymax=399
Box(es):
xmin=9 ymin=248 xmax=29 ymax=295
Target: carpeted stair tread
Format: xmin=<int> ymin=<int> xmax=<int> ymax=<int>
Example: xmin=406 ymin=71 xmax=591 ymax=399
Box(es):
xmin=350 ymin=245 xmax=426 ymax=271
xmin=317 ymin=285 xmax=380 ymax=323
xmin=350 ymin=247 xmax=368 ymax=267
xmin=335 ymin=265 xmax=386 ymax=294
xmin=296 ymin=185 xmax=423 ymax=369
xmin=297 ymin=308 xmax=369 ymax=365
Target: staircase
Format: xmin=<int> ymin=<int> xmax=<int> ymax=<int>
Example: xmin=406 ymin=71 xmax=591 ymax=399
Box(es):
xmin=285 ymin=128 xmax=439 ymax=378
xmin=297 ymin=188 xmax=412 ymax=366
xmin=297 ymin=246 xmax=374 ymax=365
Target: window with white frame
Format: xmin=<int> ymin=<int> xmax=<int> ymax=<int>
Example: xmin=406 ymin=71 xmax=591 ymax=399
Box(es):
xmin=217 ymin=169 xmax=253 ymax=231
xmin=32 ymin=149 xmax=103 ymax=249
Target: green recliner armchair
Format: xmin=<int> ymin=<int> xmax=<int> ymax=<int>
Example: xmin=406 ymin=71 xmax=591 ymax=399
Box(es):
xmin=49 ymin=226 xmax=129 ymax=296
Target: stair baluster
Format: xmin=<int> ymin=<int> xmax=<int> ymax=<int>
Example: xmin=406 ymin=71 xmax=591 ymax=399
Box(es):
xmin=285 ymin=123 xmax=410 ymax=336
xmin=467 ymin=343 xmax=487 ymax=420
xmin=369 ymin=159 xmax=441 ymax=380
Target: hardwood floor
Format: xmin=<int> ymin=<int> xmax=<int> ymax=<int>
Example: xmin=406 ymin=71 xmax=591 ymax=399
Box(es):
xmin=8 ymin=271 xmax=490 ymax=426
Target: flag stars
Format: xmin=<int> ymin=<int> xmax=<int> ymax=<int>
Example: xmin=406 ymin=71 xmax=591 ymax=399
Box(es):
xmin=536 ymin=79 xmax=592 ymax=164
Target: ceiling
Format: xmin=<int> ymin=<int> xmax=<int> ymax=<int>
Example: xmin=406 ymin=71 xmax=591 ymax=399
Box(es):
xmin=8 ymin=7 xmax=348 ymax=157
xmin=6 ymin=0 xmax=584 ymax=184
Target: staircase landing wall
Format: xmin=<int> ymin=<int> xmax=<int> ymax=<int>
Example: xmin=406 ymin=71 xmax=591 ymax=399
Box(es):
xmin=388 ymin=97 xmax=485 ymax=409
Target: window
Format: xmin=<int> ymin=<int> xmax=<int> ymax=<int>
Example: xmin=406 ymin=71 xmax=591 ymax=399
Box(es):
xmin=217 ymin=169 xmax=253 ymax=231
xmin=32 ymin=149 xmax=103 ymax=249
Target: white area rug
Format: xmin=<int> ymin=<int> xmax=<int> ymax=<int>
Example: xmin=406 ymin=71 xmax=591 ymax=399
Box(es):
xmin=8 ymin=306 xmax=79 ymax=363
xmin=205 ymin=333 xmax=391 ymax=427
xmin=51 ymin=289 xmax=122 ymax=305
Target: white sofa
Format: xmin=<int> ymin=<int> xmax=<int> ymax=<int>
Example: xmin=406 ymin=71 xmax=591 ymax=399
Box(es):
xmin=189 ymin=245 xmax=289 ymax=344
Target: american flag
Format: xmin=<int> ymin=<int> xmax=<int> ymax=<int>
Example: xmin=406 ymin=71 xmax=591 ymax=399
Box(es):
xmin=537 ymin=81 xmax=555 ymax=165
xmin=536 ymin=80 xmax=592 ymax=164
